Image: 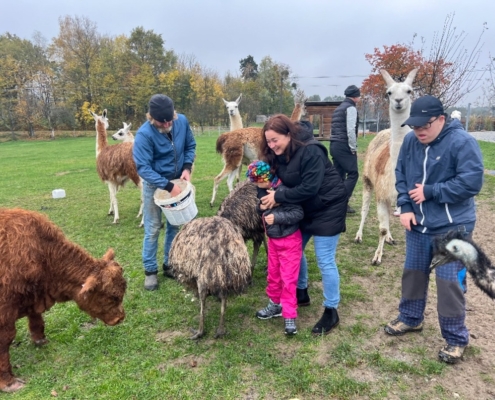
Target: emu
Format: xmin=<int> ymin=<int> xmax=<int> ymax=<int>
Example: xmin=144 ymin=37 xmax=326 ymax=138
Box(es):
xmin=169 ymin=216 xmax=251 ymax=340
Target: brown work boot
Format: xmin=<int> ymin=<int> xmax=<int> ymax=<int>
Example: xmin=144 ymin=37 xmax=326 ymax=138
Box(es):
xmin=384 ymin=318 xmax=423 ymax=336
xmin=438 ymin=344 xmax=466 ymax=364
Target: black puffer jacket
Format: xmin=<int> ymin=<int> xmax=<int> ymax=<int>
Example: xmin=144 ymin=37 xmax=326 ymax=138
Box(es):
xmin=330 ymin=98 xmax=359 ymax=143
xmin=273 ymin=121 xmax=347 ymax=236
xmin=256 ymin=185 xmax=303 ymax=239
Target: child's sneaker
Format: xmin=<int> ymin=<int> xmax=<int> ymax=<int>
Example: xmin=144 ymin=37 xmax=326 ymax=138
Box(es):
xmin=256 ymin=299 xmax=282 ymax=319
xmin=284 ymin=318 xmax=297 ymax=335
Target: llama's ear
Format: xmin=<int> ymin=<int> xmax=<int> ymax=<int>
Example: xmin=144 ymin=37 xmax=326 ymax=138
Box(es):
xmin=236 ymin=93 xmax=242 ymax=104
xmin=89 ymin=110 xmax=96 ymax=118
xmin=379 ymin=69 xmax=395 ymax=88
xmin=405 ymin=68 xmax=419 ymax=86
xmin=222 ymin=98 xmax=228 ymax=106
xmin=103 ymin=109 xmax=107 ymax=118
xmin=127 ymin=122 xmax=132 ymax=129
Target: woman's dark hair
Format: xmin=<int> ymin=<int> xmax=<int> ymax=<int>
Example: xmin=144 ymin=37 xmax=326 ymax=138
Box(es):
xmin=259 ymin=114 xmax=305 ymax=172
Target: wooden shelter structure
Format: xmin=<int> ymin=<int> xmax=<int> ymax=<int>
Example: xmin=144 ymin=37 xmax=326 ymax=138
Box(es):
xmin=304 ymin=101 xmax=342 ymax=141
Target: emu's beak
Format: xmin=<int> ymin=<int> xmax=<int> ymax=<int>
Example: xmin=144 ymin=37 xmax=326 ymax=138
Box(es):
xmin=430 ymin=255 xmax=448 ymax=271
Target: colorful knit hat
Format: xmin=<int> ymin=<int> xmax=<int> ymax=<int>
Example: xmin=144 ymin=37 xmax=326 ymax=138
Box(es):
xmin=246 ymin=160 xmax=273 ymax=183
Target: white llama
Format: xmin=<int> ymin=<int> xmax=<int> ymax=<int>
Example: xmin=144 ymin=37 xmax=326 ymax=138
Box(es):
xmin=112 ymin=122 xmax=134 ymax=142
xmin=223 ymin=94 xmax=243 ymax=131
xmin=90 ymin=110 xmax=144 ymax=226
xmin=210 ymin=91 xmax=307 ymax=207
xmin=354 ymin=68 xmax=418 ymax=265
xmin=451 ymin=110 xmax=462 ymax=121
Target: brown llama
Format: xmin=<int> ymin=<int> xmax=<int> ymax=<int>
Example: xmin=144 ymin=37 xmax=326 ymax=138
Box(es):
xmin=354 ymin=68 xmax=418 ymax=265
xmin=210 ymin=90 xmax=307 ymax=206
xmin=90 ymin=110 xmax=143 ymax=226
xmin=0 ymin=208 xmax=126 ymax=393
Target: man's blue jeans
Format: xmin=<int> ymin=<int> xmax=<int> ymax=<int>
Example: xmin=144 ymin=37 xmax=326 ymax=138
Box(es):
xmin=142 ymin=182 xmax=180 ymax=274
xmin=298 ymin=232 xmax=341 ymax=309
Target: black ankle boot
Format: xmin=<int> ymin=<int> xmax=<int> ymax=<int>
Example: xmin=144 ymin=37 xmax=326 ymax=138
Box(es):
xmin=312 ymin=307 xmax=339 ymax=336
xmin=296 ymin=288 xmax=311 ymax=307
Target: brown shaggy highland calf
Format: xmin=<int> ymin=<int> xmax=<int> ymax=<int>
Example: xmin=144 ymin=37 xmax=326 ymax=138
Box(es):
xmin=0 ymin=208 xmax=127 ymax=393
xmin=169 ymin=216 xmax=251 ymax=340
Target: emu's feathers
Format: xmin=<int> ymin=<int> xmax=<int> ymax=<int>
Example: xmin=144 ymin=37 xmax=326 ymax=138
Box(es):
xmin=431 ymin=230 xmax=495 ymax=300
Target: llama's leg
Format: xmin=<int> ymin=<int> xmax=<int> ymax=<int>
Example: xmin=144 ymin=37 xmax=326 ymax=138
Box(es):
xmin=0 ymin=321 xmax=24 ymax=393
xmin=190 ymin=288 xmax=207 ymax=340
xmin=372 ymin=200 xmax=393 ymax=265
xmin=137 ymin=179 xmax=144 ymax=227
xmin=27 ymin=312 xmax=48 ymax=346
xmin=107 ymin=183 xmax=119 ymax=223
xmin=214 ymin=296 xmax=228 ymax=338
xmin=210 ymin=166 xmax=235 ymax=207
xmin=226 ymin=169 xmax=239 ymax=192
xmin=354 ymin=187 xmax=373 ymax=243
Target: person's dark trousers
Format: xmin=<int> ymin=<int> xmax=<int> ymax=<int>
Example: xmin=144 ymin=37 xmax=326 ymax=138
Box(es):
xmin=330 ymin=141 xmax=359 ymax=201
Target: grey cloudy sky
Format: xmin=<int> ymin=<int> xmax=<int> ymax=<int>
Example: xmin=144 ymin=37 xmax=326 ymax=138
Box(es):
xmin=1 ymin=0 xmax=493 ymax=106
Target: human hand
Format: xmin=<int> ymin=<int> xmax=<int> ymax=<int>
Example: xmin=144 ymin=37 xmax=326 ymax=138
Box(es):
xmin=180 ymin=169 xmax=191 ymax=181
xmin=260 ymin=190 xmax=276 ymax=209
xmin=408 ymin=183 xmax=425 ymax=204
xmin=400 ymin=212 xmax=417 ymax=231
xmin=264 ymin=214 xmax=274 ymax=225
xmin=170 ymin=184 xmax=182 ymax=198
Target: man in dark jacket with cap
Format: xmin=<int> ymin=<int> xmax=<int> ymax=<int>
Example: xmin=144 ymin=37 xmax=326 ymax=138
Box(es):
xmin=133 ymin=94 xmax=196 ymax=291
xmin=384 ymin=95 xmax=484 ymax=364
xmin=330 ymin=85 xmax=361 ymax=213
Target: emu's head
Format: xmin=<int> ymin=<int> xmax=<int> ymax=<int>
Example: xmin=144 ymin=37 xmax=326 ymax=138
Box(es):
xmin=112 ymin=122 xmax=133 ymax=142
xmin=451 ymin=110 xmax=462 ymax=121
xmin=222 ymin=94 xmax=242 ymax=117
xmin=380 ymin=69 xmax=418 ymax=113
xmin=430 ymin=231 xmax=478 ymax=270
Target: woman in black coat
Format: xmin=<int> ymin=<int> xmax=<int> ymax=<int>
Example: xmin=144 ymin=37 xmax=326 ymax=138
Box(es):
xmin=260 ymin=114 xmax=348 ymax=336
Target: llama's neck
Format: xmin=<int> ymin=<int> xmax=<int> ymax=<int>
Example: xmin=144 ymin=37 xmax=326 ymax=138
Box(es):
xmin=389 ymin=109 xmax=411 ymax=168
xmin=290 ymin=104 xmax=303 ymax=121
xmin=229 ymin=114 xmax=243 ymax=131
xmin=96 ymin=120 xmax=108 ymax=157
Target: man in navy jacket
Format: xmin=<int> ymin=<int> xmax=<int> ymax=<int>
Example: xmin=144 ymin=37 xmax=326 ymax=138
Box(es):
xmin=384 ymin=95 xmax=484 ymax=364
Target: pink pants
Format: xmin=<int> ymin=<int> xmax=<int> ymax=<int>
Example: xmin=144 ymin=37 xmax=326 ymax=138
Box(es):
xmin=266 ymin=230 xmax=302 ymax=319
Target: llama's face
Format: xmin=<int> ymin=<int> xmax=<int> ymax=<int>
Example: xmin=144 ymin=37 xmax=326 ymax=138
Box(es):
xmin=224 ymin=100 xmax=240 ymax=117
xmin=112 ymin=122 xmax=133 ymax=141
xmin=386 ymin=83 xmax=413 ymax=113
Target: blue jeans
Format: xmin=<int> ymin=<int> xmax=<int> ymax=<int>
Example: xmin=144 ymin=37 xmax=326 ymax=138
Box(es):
xmin=298 ymin=232 xmax=341 ymax=309
xmin=142 ymin=182 xmax=180 ymax=274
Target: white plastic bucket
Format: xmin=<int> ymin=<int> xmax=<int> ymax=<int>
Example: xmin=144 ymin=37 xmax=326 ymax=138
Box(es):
xmin=52 ymin=189 xmax=66 ymax=199
xmin=153 ymin=180 xmax=198 ymax=226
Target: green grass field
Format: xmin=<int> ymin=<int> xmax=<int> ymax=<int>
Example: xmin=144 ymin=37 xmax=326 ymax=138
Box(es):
xmin=1 ymin=133 xmax=494 ymax=399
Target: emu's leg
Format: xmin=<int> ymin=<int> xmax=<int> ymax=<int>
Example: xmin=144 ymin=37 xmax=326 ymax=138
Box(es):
xmin=355 ymin=186 xmax=373 ymax=243
xmin=214 ymin=296 xmax=228 ymax=338
xmin=107 ymin=182 xmax=119 ymax=223
xmin=0 ymin=321 xmax=24 ymax=393
xmin=372 ymin=200 xmax=394 ymax=265
xmin=27 ymin=312 xmax=48 ymax=346
xmin=190 ymin=289 xmax=207 ymax=340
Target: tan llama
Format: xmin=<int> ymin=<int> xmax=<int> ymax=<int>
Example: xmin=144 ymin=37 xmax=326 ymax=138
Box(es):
xmin=354 ymin=68 xmax=418 ymax=265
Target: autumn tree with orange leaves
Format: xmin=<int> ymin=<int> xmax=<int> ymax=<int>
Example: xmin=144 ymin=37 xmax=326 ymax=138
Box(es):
xmin=361 ymin=13 xmax=487 ymax=119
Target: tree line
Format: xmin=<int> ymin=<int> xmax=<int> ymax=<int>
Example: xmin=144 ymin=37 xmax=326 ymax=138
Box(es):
xmin=0 ymin=13 xmax=489 ymax=138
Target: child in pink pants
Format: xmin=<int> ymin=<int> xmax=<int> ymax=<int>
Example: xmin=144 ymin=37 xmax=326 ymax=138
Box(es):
xmin=246 ymin=160 xmax=303 ymax=335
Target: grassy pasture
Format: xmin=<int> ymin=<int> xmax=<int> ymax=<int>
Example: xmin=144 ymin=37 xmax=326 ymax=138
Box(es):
xmin=0 ymin=132 xmax=494 ymax=399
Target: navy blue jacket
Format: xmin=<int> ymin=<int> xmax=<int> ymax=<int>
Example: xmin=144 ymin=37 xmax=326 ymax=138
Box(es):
xmin=395 ymin=118 xmax=484 ymax=234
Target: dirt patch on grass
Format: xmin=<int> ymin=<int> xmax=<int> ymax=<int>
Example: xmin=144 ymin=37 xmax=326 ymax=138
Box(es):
xmin=342 ymin=200 xmax=495 ymax=399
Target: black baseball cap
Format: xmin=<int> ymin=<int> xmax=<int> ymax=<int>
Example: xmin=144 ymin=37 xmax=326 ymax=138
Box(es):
xmin=402 ymin=95 xmax=445 ymax=127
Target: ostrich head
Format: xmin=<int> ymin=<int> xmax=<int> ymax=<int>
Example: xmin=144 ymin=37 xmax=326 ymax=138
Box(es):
xmin=112 ymin=122 xmax=133 ymax=142
xmin=222 ymin=94 xmax=242 ymax=117
xmin=380 ymin=69 xmax=418 ymax=114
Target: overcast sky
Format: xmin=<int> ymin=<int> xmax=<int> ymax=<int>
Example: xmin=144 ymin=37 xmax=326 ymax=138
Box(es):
xmin=1 ymin=0 xmax=493 ymax=106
